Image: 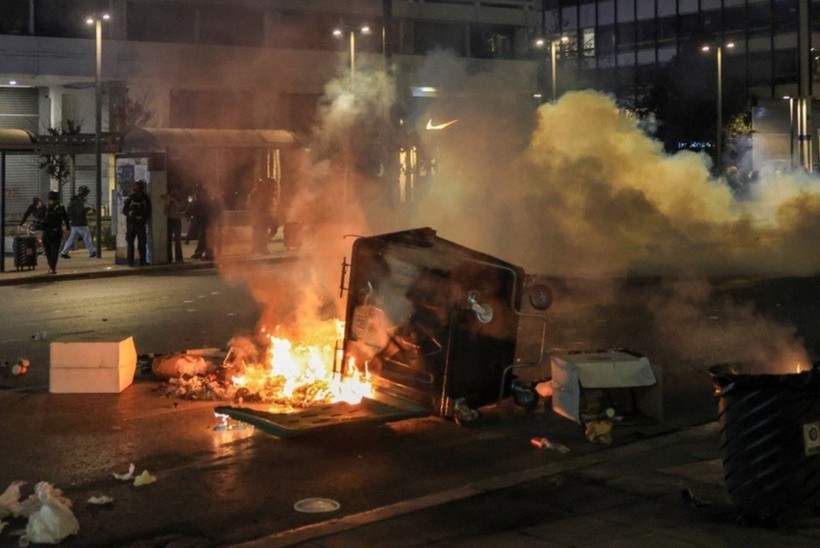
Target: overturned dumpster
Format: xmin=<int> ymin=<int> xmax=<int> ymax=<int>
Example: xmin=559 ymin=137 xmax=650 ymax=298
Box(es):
xmin=217 ymin=227 xmax=549 ymax=436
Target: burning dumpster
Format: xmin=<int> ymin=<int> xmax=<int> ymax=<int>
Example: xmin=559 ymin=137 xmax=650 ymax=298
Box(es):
xmin=216 ymin=227 xmax=548 ymax=436
xmin=341 ymin=227 xmax=525 ymax=421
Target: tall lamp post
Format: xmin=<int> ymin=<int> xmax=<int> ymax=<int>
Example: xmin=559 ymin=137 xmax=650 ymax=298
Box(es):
xmin=332 ymin=23 xmax=371 ymax=220
xmin=702 ymin=41 xmax=734 ymax=172
xmin=333 ymin=23 xmax=371 ymax=78
xmin=535 ymin=35 xmax=569 ymax=102
xmin=86 ymin=12 xmax=110 ymax=259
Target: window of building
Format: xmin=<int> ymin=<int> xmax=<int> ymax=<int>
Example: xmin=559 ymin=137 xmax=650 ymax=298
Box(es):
xmin=598 ymin=1 xmax=615 ymax=25
xmin=126 ymin=1 xmax=196 ymax=43
xmin=413 ymin=21 xmax=466 ymax=56
xmin=562 ymin=6 xmax=579 ymax=29
xmin=598 ymin=24 xmax=616 ymax=54
xmin=582 ymin=27 xmax=595 ymax=56
xmin=580 ymin=3 xmax=596 ymax=27
xmin=679 ymin=0 xmax=698 ymax=14
xmin=723 ymin=6 xmax=747 ymax=32
xmin=199 ymin=5 xmax=264 ymax=47
xmin=616 ymin=0 xmax=635 ymax=21
xmin=774 ymin=0 xmax=799 ymax=30
xmin=748 ymin=0 xmax=772 ymax=29
xmin=658 ymin=0 xmax=676 ymax=18
xmin=657 ymin=17 xmax=677 ymax=41
xmin=0 ymin=0 xmax=29 ymax=35
xmin=636 ymin=0 xmax=654 ymax=21
xmin=637 ymin=18 xmax=655 ymax=43
xmin=618 ymin=21 xmax=636 ymax=46
xmin=773 ymin=48 xmax=798 ymax=81
xmin=678 ymin=13 xmax=700 ymax=39
xmin=470 ymin=24 xmax=515 ymax=59
xmin=34 ymin=0 xmax=109 ymax=38
xmin=748 ymin=51 xmax=773 ymax=84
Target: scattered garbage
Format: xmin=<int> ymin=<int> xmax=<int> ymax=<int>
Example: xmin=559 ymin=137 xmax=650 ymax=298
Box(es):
xmin=112 ymin=463 xmax=135 ymax=481
xmin=293 ymin=498 xmax=340 ymax=513
xmin=11 ymin=358 xmax=30 ymax=376
xmin=530 ymin=436 xmax=570 ymax=454
xmin=214 ymin=413 xmax=253 ymax=431
xmin=86 ymin=496 xmax=114 ymax=505
xmin=152 ymin=352 xmax=215 ymax=380
xmin=31 ymin=331 xmax=47 ymax=341
xmin=133 ymin=471 xmax=156 ymax=487
xmin=584 ymin=419 xmax=613 ymax=444
xmin=0 ymin=481 xmax=80 ymax=547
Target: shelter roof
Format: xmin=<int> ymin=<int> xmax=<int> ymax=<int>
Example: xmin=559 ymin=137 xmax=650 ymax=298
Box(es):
xmin=122 ymin=128 xmax=301 ymax=151
xmin=0 ymin=129 xmax=36 ymax=152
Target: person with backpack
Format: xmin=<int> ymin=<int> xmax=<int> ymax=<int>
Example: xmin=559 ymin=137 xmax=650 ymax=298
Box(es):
xmin=42 ymin=191 xmax=71 ymax=275
xmin=123 ymin=179 xmax=152 ymax=267
xmin=60 ymin=185 xmax=97 ymax=259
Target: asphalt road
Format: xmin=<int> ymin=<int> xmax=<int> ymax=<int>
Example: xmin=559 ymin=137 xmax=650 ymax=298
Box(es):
xmin=0 ymin=268 xmax=818 ymax=546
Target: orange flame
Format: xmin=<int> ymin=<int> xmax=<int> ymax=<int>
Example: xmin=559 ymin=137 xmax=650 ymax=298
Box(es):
xmin=230 ymin=319 xmax=372 ymax=406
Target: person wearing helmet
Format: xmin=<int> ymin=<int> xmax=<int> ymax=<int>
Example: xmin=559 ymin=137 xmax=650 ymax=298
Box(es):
xmin=41 ymin=190 xmax=71 ymax=274
xmin=60 ymin=185 xmax=97 ymax=259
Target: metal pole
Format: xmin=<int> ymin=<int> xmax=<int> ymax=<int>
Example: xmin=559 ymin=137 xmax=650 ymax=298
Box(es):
xmin=551 ymin=39 xmax=557 ymax=102
xmin=1 ymin=151 xmax=5 ymax=272
xmin=716 ymin=45 xmax=723 ymax=173
xmin=789 ymin=97 xmax=795 ymax=170
xmin=349 ymin=30 xmax=355 ymax=77
xmin=94 ymin=18 xmax=103 ymax=258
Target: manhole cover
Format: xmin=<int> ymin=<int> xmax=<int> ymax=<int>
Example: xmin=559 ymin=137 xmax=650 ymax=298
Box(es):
xmin=293 ymin=497 xmax=341 ymax=513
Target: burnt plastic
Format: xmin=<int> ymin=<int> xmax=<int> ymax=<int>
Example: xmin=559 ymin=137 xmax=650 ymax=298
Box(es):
xmin=710 ymin=362 xmax=820 ymax=522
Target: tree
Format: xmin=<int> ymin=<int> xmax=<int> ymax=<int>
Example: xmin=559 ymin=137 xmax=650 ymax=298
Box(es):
xmin=38 ymin=120 xmax=82 ymax=192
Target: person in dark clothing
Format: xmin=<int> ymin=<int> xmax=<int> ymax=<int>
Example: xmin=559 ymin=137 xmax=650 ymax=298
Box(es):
xmin=19 ymin=196 xmax=47 ymax=255
xmin=163 ymin=189 xmax=184 ymax=262
xmin=123 ymin=179 xmax=152 ymax=267
xmin=191 ymin=185 xmax=215 ymax=260
xmin=60 ymin=185 xmax=97 ymax=258
xmin=20 ymin=196 xmax=46 ymax=230
xmin=41 ymin=191 xmax=71 ymax=275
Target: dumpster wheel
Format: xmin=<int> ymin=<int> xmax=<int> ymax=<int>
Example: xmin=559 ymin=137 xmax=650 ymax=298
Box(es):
xmin=453 ymin=398 xmax=481 ymax=427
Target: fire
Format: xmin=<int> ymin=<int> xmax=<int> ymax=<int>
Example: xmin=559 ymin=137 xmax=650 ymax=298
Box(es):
xmin=229 ymin=320 xmax=373 ymax=407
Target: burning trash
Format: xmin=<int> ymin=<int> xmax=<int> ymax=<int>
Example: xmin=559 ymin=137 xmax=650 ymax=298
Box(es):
xmin=156 ymin=320 xmax=372 ymax=409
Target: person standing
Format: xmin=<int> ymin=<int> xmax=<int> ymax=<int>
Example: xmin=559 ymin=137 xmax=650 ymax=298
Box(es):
xmin=60 ymin=185 xmax=97 ymax=259
xmin=41 ymin=191 xmax=71 ymax=275
xmin=163 ymin=189 xmax=184 ymax=262
xmin=123 ymin=179 xmax=152 ymax=267
xmin=191 ymin=185 xmax=215 ymax=260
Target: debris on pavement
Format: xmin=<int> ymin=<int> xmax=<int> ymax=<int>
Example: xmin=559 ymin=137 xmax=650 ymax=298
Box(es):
xmin=152 ymin=352 xmax=215 ymax=379
xmin=133 ymin=470 xmax=157 ymax=487
xmin=86 ymin=495 xmax=114 ymax=505
xmin=30 ymin=331 xmax=47 ymax=341
xmin=112 ymin=463 xmax=136 ymax=481
xmin=530 ymin=436 xmax=571 ymax=454
xmin=534 ymin=379 xmax=553 ymax=399
xmin=584 ymin=419 xmax=613 ymax=444
xmin=293 ymin=498 xmax=341 ymax=513
xmin=17 ymin=482 xmax=79 ymax=547
xmin=11 ymin=358 xmax=30 ymax=376
xmin=0 ymin=481 xmax=26 ymax=518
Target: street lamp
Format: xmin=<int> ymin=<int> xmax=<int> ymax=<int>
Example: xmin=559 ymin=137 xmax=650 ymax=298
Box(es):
xmin=535 ymin=35 xmax=569 ymax=102
xmin=333 ymin=23 xmax=371 ymax=78
xmin=86 ymin=12 xmax=110 ymax=259
xmin=701 ymin=41 xmax=734 ymax=172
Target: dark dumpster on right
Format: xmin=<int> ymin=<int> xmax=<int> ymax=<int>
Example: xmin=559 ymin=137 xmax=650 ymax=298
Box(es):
xmin=710 ymin=362 xmax=820 ymax=523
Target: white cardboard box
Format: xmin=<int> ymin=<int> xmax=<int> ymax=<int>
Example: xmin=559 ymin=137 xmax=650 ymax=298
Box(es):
xmin=551 ymin=350 xmax=662 ymax=423
xmin=49 ymin=336 xmax=137 ymax=394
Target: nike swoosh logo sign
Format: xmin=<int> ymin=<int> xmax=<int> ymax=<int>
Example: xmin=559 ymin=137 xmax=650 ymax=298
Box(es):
xmin=426 ymin=119 xmax=459 ymax=130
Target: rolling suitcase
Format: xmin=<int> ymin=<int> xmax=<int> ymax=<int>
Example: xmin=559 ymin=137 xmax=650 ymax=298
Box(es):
xmin=13 ymin=236 xmax=38 ymax=271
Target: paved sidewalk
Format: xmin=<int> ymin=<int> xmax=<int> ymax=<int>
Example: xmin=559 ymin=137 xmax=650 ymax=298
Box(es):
xmin=0 ymin=237 xmax=295 ymax=286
